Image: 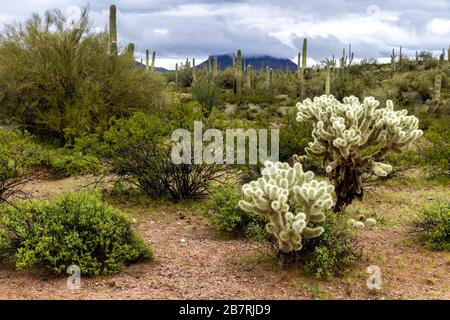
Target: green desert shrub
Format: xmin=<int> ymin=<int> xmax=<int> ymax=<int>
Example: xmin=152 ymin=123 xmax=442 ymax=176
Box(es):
xmin=0 ymin=8 xmax=163 ymax=139
xmin=207 ymin=186 xmax=266 ymax=240
xmin=0 ymin=192 xmax=152 ymax=275
xmin=421 ymin=116 xmax=450 ymax=178
xmin=412 ymin=200 xmax=450 ymax=251
xmin=31 ymin=145 xmax=102 ymax=177
xmin=0 ymin=130 xmax=36 ymax=202
xmin=299 ymin=211 xmax=361 ymax=279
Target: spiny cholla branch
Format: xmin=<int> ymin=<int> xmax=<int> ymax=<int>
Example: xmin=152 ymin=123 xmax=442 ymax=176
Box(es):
xmin=296 ymin=95 xmax=423 ymax=177
xmin=239 ymin=161 xmax=334 ymax=253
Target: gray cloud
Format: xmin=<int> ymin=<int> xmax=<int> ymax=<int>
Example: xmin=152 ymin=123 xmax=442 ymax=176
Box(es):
xmin=0 ymin=0 xmax=449 ymax=65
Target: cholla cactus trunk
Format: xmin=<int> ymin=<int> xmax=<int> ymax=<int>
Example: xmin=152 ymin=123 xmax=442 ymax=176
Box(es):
xmin=239 ymin=161 xmax=335 ymax=253
xmin=192 ymin=58 xmax=196 ymax=83
xmin=236 ymin=49 xmax=243 ymax=104
xmin=145 ymin=49 xmax=149 ymax=71
xmin=109 ymin=5 xmax=117 ymax=56
xmin=296 ymin=95 xmax=423 ymax=212
xmin=325 ymin=67 xmax=331 ymax=95
xmin=151 ymin=51 xmax=155 ymax=73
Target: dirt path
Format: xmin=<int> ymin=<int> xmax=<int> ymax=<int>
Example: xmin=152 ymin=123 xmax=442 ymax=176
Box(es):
xmin=0 ymin=176 xmax=448 ymax=299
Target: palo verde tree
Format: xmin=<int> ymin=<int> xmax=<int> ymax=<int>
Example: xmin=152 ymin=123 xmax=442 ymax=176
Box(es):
xmin=296 ymin=95 xmax=423 ymax=212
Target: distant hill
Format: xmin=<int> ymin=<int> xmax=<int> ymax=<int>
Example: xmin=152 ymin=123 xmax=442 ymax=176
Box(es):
xmin=134 ymin=61 xmax=169 ymax=73
xmin=197 ymin=54 xmax=297 ymax=71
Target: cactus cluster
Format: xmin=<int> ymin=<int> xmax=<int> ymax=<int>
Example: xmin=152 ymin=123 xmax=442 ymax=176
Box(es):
xmin=238 ymin=161 xmax=335 ymax=253
xmin=296 ymin=95 xmax=423 ymax=211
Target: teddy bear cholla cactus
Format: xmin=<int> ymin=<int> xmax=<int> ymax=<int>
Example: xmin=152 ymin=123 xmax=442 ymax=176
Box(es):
xmin=239 ymin=161 xmax=335 ymax=253
xmin=296 ymin=95 xmax=423 ymax=211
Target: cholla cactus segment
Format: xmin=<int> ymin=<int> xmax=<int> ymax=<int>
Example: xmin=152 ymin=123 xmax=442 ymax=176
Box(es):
xmin=239 ymin=161 xmax=335 ymax=253
xmin=296 ymin=95 xmax=423 ymax=177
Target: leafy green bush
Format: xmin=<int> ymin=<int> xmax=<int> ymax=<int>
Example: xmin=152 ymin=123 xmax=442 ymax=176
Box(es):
xmin=278 ymin=108 xmax=312 ymax=162
xmin=31 ymin=145 xmax=103 ymax=177
xmin=207 ymin=186 xmax=266 ymax=240
xmin=192 ymin=79 xmax=222 ymax=115
xmin=0 ymin=130 xmax=36 ymax=202
xmin=103 ymin=112 xmax=170 ymax=199
xmin=298 ymin=211 xmax=360 ymax=279
xmin=412 ymin=200 xmax=450 ymax=251
xmin=422 ymin=116 xmax=450 ymax=178
xmin=0 ymin=8 xmax=163 ymax=139
xmin=0 ymin=192 xmax=152 ymax=275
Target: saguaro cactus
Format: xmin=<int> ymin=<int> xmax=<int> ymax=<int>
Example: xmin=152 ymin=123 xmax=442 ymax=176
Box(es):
xmin=299 ymin=38 xmax=307 ymax=98
xmin=145 ymin=49 xmax=149 ymax=71
xmin=151 ymin=51 xmax=155 ymax=73
xmin=126 ymin=43 xmax=134 ymax=61
xmin=325 ymin=67 xmax=331 ymax=95
xmin=235 ymin=49 xmax=243 ymax=104
xmin=246 ymin=64 xmax=253 ymax=92
xmin=296 ymin=95 xmax=423 ymax=212
xmin=390 ymin=48 xmax=397 ymax=75
xmin=192 ymin=58 xmax=196 ymax=83
xmin=239 ymin=161 xmax=335 ymax=253
xmin=213 ymin=56 xmax=219 ymax=80
xmin=109 ymin=5 xmax=118 ymax=56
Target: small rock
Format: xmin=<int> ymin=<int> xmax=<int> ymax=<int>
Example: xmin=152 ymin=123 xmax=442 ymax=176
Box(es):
xmin=426 ymin=278 xmax=435 ymax=285
xmin=180 ymin=238 xmax=186 ymax=243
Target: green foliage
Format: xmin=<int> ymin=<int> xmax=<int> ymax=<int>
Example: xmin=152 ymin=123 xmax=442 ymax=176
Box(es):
xmin=422 ymin=115 xmax=450 ymax=178
xmin=0 ymin=130 xmax=36 ymax=202
xmin=102 ymin=112 xmax=170 ymax=199
xmin=412 ymin=200 xmax=450 ymax=251
xmin=0 ymin=192 xmax=152 ymax=275
xmin=207 ymin=186 xmax=266 ymax=240
xmin=278 ymin=108 xmax=312 ymax=162
xmin=0 ymin=8 xmax=163 ymax=139
xmin=191 ymin=79 xmax=222 ymax=115
xmin=300 ymin=211 xmax=361 ymax=279
xmin=31 ymin=144 xmax=102 ymax=177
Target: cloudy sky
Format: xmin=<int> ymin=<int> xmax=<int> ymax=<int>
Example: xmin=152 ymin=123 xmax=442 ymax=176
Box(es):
xmin=0 ymin=0 xmax=449 ymax=69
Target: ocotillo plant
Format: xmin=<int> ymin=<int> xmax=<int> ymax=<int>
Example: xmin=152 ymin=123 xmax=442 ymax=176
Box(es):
xmin=296 ymin=95 xmax=423 ymax=212
xmin=151 ymin=51 xmax=155 ymax=73
xmin=239 ymin=161 xmax=335 ymax=253
xmin=235 ymin=50 xmax=243 ymax=104
xmin=109 ymin=4 xmax=117 ymax=56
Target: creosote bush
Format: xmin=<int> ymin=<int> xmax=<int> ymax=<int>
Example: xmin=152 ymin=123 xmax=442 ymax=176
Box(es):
xmin=296 ymin=95 xmax=423 ymax=212
xmin=412 ymin=200 xmax=450 ymax=251
xmin=0 ymin=192 xmax=152 ymax=275
xmin=207 ymin=186 xmax=266 ymax=240
xmin=0 ymin=130 xmax=36 ymax=203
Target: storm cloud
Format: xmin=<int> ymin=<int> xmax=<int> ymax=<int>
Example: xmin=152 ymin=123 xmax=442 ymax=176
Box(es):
xmin=0 ymin=0 xmax=449 ymax=69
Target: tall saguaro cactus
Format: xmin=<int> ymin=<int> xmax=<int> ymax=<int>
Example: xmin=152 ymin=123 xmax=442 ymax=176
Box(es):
xmin=213 ymin=56 xmax=218 ymax=80
xmin=109 ymin=4 xmax=118 ymax=56
xmin=192 ymin=58 xmax=196 ymax=83
xmin=151 ymin=51 xmax=155 ymax=73
xmin=299 ymin=38 xmax=307 ymax=99
xmin=325 ymin=67 xmax=331 ymax=95
xmin=239 ymin=161 xmax=335 ymax=253
xmin=297 ymin=52 xmax=301 ymax=78
xmin=247 ymin=64 xmax=253 ymax=92
xmin=235 ymin=49 xmax=243 ymax=104
xmin=126 ymin=43 xmax=134 ymax=61
xmin=390 ymin=48 xmax=397 ymax=75
xmin=145 ymin=49 xmax=150 ymax=71
xmin=296 ymin=95 xmax=423 ymax=212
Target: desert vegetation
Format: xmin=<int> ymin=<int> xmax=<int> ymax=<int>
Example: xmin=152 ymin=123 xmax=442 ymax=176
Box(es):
xmin=0 ymin=5 xmax=448 ymax=300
